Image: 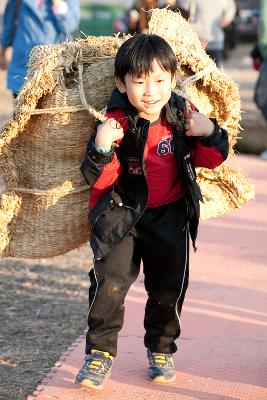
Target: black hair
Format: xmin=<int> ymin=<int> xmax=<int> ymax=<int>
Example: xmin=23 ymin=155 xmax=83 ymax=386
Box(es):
xmin=115 ymin=34 xmax=177 ymax=82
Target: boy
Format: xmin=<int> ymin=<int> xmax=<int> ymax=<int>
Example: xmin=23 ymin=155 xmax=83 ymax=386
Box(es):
xmin=76 ymin=34 xmax=228 ymax=389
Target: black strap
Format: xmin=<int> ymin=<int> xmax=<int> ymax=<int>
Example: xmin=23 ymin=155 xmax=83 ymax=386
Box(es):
xmin=15 ymin=0 xmax=21 ymax=25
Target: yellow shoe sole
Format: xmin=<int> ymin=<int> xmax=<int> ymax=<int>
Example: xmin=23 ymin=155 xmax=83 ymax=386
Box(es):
xmin=75 ymin=378 xmax=104 ymax=390
xmin=149 ymin=373 xmax=176 ymax=384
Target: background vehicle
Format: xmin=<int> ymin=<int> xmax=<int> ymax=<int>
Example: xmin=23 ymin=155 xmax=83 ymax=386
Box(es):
xmin=236 ymin=0 xmax=259 ymax=40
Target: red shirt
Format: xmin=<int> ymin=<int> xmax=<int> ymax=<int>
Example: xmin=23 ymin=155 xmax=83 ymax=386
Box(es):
xmin=89 ymin=108 xmax=224 ymax=210
xmin=144 ymin=116 xmax=184 ymax=208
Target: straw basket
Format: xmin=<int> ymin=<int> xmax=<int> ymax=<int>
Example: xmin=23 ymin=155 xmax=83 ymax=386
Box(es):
xmin=0 ymin=9 xmax=254 ymax=258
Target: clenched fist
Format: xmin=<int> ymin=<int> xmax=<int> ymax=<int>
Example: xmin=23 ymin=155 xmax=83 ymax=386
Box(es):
xmin=95 ymin=118 xmax=124 ymax=150
xmin=185 ymin=110 xmax=214 ymax=137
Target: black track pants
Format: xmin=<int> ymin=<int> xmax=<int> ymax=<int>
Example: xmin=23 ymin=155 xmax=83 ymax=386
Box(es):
xmin=85 ymin=197 xmax=189 ymax=356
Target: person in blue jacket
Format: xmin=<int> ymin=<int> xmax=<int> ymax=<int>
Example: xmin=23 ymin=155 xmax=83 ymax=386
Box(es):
xmin=0 ymin=0 xmax=80 ymax=97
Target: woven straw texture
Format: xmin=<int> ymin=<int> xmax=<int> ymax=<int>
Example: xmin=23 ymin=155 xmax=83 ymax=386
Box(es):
xmin=0 ymin=9 xmax=254 ymax=258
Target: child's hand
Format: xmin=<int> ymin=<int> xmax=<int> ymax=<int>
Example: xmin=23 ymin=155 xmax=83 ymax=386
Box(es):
xmin=0 ymin=46 xmax=8 ymax=71
xmin=95 ymin=118 xmax=124 ymax=150
xmin=185 ymin=110 xmax=214 ymax=137
xmin=52 ymin=0 xmax=66 ymax=5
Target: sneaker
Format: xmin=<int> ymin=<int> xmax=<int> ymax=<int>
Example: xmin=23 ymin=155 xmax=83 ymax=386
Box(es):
xmin=147 ymin=349 xmax=176 ymax=383
xmin=75 ymin=349 xmax=113 ymax=390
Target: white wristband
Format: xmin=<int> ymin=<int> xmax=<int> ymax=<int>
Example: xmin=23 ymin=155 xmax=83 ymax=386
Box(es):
xmin=93 ymin=143 xmax=112 ymax=154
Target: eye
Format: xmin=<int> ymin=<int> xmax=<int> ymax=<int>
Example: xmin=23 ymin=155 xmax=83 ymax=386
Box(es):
xmin=157 ymin=79 xmax=164 ymax=83
xmin=134 ymin=81 xmax=144 ymax=85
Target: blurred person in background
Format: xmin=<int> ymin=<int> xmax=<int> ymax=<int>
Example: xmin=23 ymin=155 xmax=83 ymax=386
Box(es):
xmin=258 ymin=0 xmax=267 ymax=66
xmin=223 ymin=0 xmax=239 ymax=60
xmin=113 ymin=0 xmax=190 ymax=35
xmin=178 ymin=0 xmax=236 ymax=66
xmin=113 ymin=1 xmax=141 ymax=35
xmin=139 ymin=0 xmax=157 ymax=32
xmin=125 ymin=8 xmax=141 ymax=34
xmin=254 ymin=0 xmax=267 ymax=158
xmin=0 ymin=0 xmax=80 ymax=98
xmin=139 ymin=0 xmax=190 ymax=31
xmin=160 ymin=0 xmax=190 ymax=18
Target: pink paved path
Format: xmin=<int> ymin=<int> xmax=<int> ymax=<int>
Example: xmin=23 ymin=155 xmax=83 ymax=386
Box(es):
xmin=27 ymin=155 xmax=267 ymax=400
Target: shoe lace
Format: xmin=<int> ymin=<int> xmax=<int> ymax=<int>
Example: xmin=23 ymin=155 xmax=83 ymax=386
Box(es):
xmin=148 ymin=352 xmax=174 ymax=368
xmin=84 ymin=350 xmax=112 ymax=374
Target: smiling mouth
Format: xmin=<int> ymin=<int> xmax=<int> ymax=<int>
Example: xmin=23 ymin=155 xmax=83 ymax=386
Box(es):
xmin=143 ymin=100 xmax=160 ymax=105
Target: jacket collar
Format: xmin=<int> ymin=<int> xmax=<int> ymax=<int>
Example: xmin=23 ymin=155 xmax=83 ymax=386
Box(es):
xmin=106 ymin=89 xmax=135 ymax=114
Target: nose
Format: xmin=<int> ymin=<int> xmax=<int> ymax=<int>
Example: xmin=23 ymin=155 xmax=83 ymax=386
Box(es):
xmin=144 ymin=81 xmax=156 ymax=96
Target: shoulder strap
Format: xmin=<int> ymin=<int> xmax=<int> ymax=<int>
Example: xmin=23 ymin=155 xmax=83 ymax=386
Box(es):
xmin=15 ymin=0 xmax=21 ymax=24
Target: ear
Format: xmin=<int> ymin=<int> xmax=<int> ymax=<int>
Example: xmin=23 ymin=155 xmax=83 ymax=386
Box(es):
xmin=115 ymin=77 xmax=126 ymax=93
xmin=171 ymin=72 xmax=178 ymax=89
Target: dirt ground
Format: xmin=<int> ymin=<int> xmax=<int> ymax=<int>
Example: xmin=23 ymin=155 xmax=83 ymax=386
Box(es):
xmin=0 ymin=245 xmax=93 ymax=400
xmin=0 ymin=40 xmax=266 ymax=400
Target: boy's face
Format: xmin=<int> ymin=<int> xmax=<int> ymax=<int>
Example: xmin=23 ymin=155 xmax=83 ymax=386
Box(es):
xmin=116 ymin=59 xmax=177 ymax=122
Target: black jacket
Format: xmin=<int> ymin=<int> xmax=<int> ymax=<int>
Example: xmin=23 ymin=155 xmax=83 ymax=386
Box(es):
xmin=81 ymin=90 xmax=229 ymax=260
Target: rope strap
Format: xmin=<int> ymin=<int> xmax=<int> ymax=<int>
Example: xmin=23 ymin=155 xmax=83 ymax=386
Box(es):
xmin=176 ymin=63 xmax=217 ymax=111
xmin=29 ymin=106 xmax=87 ymax=115
xmin=77 ymin=49 xmax=106 ymax=123
xmin=8 ymin=184 xmax=89 ymax=196
xmin=179 ymin=63 xmax=216 ymax=92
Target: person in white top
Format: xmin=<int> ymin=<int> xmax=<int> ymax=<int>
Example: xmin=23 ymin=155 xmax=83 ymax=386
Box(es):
xmin=177 ymin=0 xmax=236 ymax=65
